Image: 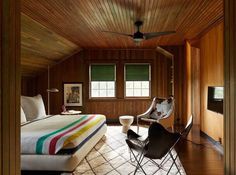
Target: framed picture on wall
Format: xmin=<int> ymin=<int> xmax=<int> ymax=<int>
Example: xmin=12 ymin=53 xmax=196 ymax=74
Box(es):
xmin=63 ymin=82 xmax=83 ymax=106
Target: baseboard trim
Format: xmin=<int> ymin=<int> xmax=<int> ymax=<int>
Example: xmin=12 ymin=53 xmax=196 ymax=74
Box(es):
xmin=200 ymin=131 xmax=224 ymax=155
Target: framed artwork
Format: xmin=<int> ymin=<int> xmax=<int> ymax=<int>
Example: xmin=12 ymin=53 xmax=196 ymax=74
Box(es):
xmin=63 ymin=82 xmax=83 ymax=106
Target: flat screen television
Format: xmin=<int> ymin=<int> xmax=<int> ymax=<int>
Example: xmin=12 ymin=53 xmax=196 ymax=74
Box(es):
xmin=207 ymin=86 xmax=224 ymax=114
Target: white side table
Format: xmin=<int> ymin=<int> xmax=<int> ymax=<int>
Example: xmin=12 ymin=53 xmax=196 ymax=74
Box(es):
xmin=119 ymin=115 xmax=134 ymax=133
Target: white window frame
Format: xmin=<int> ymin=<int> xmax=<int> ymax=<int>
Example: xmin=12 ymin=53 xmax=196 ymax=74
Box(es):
xmin=89 ymin=64 xmax=116 ymax=99
xmin=124 ymin=63 xmax=151 ymax=98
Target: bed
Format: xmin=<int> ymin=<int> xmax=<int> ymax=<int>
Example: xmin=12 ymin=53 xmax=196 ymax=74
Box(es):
xmin=21 ymin=114 xmax=107 ymax=172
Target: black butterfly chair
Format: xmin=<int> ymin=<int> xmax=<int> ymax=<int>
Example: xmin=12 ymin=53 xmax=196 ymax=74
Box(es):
xmin=126 ymin=115 xmax=193 ymax=175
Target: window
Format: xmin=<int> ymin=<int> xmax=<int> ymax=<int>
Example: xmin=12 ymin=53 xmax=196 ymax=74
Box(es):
xmin=90 ymin=64 xmax=115 ymax=98
xmin=125 ymin=64 xmax=150 ymax=97
xmin=213 ymin=87 xmax=224 ymax=100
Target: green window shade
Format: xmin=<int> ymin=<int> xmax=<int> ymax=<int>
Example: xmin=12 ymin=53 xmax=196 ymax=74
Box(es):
xmin=126 ymin=64 xmax=150 ymax=81
xmin=91 ymin=65 xmax=115 ymax=81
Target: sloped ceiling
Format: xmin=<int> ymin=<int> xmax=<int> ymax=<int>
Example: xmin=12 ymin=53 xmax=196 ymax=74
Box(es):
xmin=21 ymin=13 xmax=80 ymax=76
xmin=21 ymin=0 xmax=223 ymax=76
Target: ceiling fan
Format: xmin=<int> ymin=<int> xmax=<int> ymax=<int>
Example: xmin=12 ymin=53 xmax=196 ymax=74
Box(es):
xmin=102 ymin=20 xmax=176 ymax=44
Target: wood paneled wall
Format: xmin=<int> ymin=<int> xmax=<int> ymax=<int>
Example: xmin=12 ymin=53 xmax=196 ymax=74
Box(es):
xmin=224 ymin=0 xmax=236 ymax=174
xmin=21 ymin=76 xmax=38 ymax=96
xmin=199 ymin=22 xmax=224 ymax=142
xmin=35 ymin=48 xmax=184 ymax=122
xmin=0 ymin=0 xmax=21 ymax=174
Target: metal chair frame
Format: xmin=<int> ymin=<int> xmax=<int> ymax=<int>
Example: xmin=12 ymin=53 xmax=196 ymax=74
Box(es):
xmin=128 ymin=137 xmax=181 ymax=175
xmin=126 ymin=115 xmax=193 ymax=175
xmin=136 ymin=97 xmax=175 ymax=133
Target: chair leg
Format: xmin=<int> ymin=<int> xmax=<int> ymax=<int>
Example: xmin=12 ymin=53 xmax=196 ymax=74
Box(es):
xmin=149 ymin=154 xmax=173 ymax=175
xmin=169 ymin=152 xmax=181 ymax=175
xmin=129 ymin=149 xmax=135 ymax=163
xmin=160 ymin=147 xmax=177 ymax=167
xmin=150 ymin=149 xmax=178 ymax=174
xmin=159 ymin=152 xmax=171 ymax=166
xmin=129 ymin=149 xmax=141 ymax=163
xmin=134 ymin=154 xmax=146 ymax=175
xmin=137 ymin=117 xmax=139 ymax=133
xmin=150 ymin=151 xmax=171 ymax=170
xmin=149 ymin=159 xmax=163 ymax=174
xmin=166 ymin=158 xmax=175 ymax=175
xmin=129 ymin=148 xmax=146 ymax=175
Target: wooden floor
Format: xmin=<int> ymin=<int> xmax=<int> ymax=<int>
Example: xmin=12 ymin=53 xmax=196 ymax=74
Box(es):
xmin=177 ymin=125 xmax=224 ymax=175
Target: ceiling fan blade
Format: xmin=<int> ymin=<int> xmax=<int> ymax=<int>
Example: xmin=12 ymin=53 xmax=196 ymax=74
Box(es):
xmin=144 ymin=31 xmax=176 ymax=40
xmin=102 ymin=31 xmax=133 ymax=38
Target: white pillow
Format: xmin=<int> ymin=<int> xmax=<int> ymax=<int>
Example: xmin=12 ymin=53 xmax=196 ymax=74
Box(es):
xmin=21 ymin=94 xmax=46 ymax=121
xmin=21 ymin=107 xmax=27 ymax=124
xmin=161 ymin=100 xmax=172 ymax=115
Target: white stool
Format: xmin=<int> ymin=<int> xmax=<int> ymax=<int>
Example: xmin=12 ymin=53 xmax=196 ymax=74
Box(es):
xmin=119 ymin=115 xmax=134 ymax=133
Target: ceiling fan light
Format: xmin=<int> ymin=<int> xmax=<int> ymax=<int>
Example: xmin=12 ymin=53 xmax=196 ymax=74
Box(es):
xmin=134 ymin=41 xmax=141 ymax=46
xmin=133 ymin=38 xmax=144 ymax=42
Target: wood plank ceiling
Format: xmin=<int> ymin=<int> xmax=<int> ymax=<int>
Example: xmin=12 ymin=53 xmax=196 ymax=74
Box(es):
xmin=21 ymin=14 xmax=80 ymax=76
xmin=21 ymin=0 xmax=223 ymax=76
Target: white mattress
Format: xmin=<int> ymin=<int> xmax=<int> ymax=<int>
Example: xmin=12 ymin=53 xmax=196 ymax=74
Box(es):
xmin=21 ymin=124 xmax=107 ymax=172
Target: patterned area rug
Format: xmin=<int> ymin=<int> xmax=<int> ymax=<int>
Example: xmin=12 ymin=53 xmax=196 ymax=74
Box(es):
xmin=72 ymin=126 xmax=186 ymax=175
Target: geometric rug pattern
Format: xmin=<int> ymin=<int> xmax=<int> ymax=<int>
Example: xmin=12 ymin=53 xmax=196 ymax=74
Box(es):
xmin=71 ymin=126 xmax=186 ymax=175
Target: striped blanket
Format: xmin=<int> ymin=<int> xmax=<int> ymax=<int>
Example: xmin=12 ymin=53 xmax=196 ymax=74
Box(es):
xmin=21 ymin=114 xmax=106 ymax=155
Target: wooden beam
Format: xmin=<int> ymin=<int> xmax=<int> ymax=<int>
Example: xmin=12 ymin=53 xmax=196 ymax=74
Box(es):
xmin=156 ymin=46 xmax=173 ymax=59
xmin=0 ymin=0 xmax=20 ymax=174
xmin=224 ymin=0 xmax=236 ymax=174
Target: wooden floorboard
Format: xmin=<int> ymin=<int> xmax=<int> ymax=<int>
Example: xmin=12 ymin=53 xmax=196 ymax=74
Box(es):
xmin=177 ymin=125 xmax=224 ymax=175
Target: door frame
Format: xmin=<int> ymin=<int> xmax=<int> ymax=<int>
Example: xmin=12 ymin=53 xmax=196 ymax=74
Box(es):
xmin=0 ymin=0 xmax=235 ymax=174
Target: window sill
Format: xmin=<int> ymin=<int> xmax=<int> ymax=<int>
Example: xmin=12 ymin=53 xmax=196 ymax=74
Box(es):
xmin=89 ymin=97 xmax=117 ymax=101
xmin=124 ymin=97 xmax=151 ymax=100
